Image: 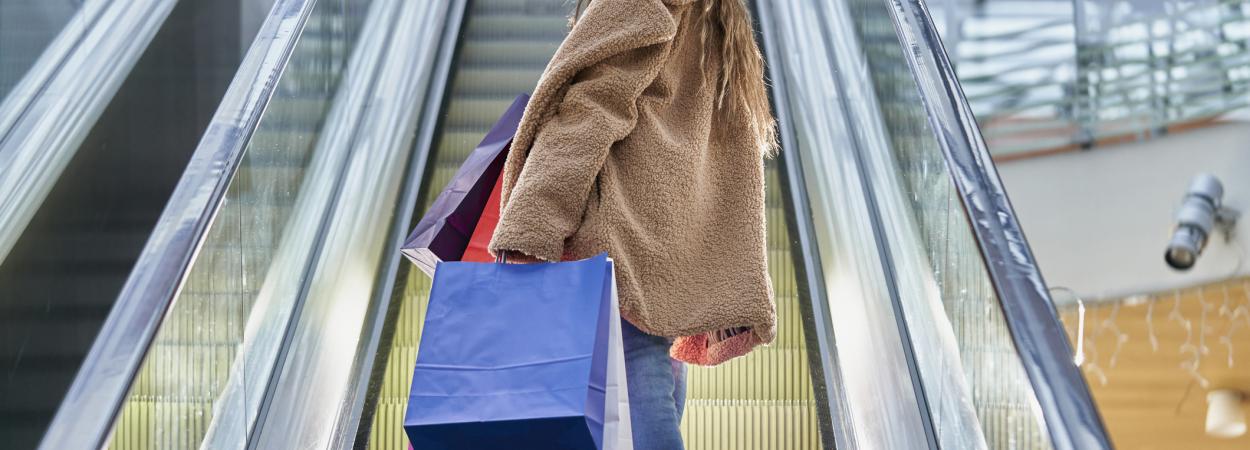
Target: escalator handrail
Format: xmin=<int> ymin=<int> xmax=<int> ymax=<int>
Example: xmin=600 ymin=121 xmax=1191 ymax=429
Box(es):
xmin=0 ymin=0 xmax=179 ymax=271
xmin=878 ymin=0 xmax=1112 ymax=448
xmin=37 ymin=1 xmax=321 ymax=448
xmin=0 ymin=0 xmax=106 ymax=140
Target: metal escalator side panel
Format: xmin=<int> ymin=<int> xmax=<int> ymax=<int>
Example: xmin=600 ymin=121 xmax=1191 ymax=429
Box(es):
xmin=335 ymin=0 xmax=470 ymax=447
xmin=754 ymin=1 xmax=854 ymax=449
xmin=757 ymin=1 xmax=956 ymax=448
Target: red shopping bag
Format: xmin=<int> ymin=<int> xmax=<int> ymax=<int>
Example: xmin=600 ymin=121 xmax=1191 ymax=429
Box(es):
xmin=460 ymin=168 xmax=504 ymax=262
xmin=462 ymin=163 xmax=575 ymax=264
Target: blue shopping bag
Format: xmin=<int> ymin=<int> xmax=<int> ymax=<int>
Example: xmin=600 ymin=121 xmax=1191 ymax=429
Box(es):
xmin=404 ymin=252 xmax=630 ymax=449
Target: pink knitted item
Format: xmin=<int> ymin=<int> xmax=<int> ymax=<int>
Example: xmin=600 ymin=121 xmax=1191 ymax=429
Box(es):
xmin=670 ymin=327 xmax=759 ymax=366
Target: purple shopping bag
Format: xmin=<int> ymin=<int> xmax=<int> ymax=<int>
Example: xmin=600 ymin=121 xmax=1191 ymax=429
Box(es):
xmin=404 ymin=253 xmax=631 ymax=449
xmin=401 ymin=93 xmax=529 ymax=277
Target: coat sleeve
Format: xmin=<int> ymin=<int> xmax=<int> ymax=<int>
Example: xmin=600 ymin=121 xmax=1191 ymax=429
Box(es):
xmin=487 ymin=5 xmax=676 ymax=263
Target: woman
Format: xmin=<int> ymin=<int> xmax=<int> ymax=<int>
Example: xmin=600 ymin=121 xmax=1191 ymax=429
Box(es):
xmin=487 ymin=0 xmax=778 ymax=447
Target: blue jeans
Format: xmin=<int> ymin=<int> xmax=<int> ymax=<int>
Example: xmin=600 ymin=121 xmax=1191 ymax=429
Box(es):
xmin=621 ymin=319 xmax=687 ymax=449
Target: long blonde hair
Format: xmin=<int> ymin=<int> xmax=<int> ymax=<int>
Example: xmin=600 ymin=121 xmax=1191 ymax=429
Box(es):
xmin=572 ymin=0 xmax=778 ymax=156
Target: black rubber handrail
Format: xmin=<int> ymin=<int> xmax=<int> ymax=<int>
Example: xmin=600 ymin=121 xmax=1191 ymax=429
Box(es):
xmin=879 ymin=0 xmax=1113 ymax=448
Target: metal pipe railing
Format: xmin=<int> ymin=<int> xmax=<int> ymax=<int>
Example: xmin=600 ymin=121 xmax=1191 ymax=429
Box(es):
xmin=950 ymin=0 xmax=1250 ymax=157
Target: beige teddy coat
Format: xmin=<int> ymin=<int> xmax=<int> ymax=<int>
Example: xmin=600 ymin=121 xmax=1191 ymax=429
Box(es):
xmin=487 ymin=0 xmax=777 ymax=349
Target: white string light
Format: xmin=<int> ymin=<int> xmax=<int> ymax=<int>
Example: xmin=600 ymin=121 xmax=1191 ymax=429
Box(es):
xmin=1163 ymin=289 xmax=1205 ymax=388
xmin=1219 ymin=280 xmax=1250 ymax=369
xmin=1146 ymin=300 xmax=1160 ymax=352
xmin=1095 ymin=302 xmax=1130 ymax=368
xmin=1070 ymin=277 xmax=1249 ymax=391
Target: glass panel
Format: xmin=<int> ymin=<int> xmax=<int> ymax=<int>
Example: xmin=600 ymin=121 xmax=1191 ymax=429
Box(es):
xmin=364 ymin=1 xmax=825 ymax=449
xmin=103 ymin=2 xmax=368 ymax=448
xmin=241 ymin=0 xmax=447 ymax=445
xmin=0 ymin=0 xmax=81 ymax=100
xmin=937 ymin=0 xmax=1250 ymax=448
xmin=843 ymin=0 xmax=1057 ymax=447
xmin=0 ymin=2 xmax=267 ymax=448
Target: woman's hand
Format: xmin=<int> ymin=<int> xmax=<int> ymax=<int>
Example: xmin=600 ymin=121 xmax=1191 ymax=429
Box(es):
xmin=497 ymin=249 xmax=545 ymax=264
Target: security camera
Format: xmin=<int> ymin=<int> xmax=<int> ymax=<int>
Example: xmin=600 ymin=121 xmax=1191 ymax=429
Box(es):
xmin=1165 ymin=174 xmax=1240 ymax=270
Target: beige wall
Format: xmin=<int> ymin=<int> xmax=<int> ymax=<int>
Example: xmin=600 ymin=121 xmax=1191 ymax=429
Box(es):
xmin=997 ymin=122 xmax=1250 ymax=301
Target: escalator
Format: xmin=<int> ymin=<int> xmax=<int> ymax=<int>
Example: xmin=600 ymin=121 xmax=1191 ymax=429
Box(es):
xmin=360 ymin=2 xmax=822 ymax=448
xmin=18 ymin=0 xmax=1116 ymax=449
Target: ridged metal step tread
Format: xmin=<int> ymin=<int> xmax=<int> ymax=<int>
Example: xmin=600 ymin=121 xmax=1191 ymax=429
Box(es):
xmin=472 ymin=0 xmax=571 ymax=15
xmin=465 ymin=15 xmax=568 ymax=40
xmin=451 ymin=68 xmax=545 ymax=96
xmin=459 ymin=40 xmax=560 ymax=66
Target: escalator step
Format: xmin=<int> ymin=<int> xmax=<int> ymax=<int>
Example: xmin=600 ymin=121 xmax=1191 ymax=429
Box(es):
xmin=154 ymin=294 xmax=251 ymax=344
xmin=466 ymin=15 xmax=567 ymax=40
xmin=108 ymin=398 xmax=215 ymax=450
xmin=443 ymin=98 xmax=522 ymax=129
xmin=452 ymin=67 xmax=546 ymax=96
xmin=686 ymin=347 xmax=815 ymax=401
xmin=680 ymin=400 xmax=822 ymax=450
xmin=472 ymin=0 xmax=571 ymax=14
xmin=459 ymin=40 xmax=560 ymax=68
